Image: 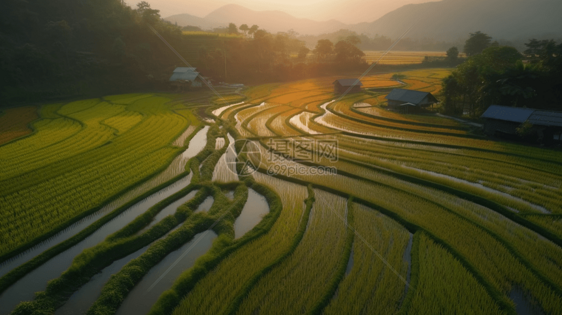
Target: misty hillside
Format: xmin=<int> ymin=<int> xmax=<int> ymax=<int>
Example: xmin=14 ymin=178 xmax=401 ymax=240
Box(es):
xmin=166 ymin=0 xmax=562 ymax=42
xmin=165 ymin=13 xmax=220 ymax=30
xmin=351 ymin=0 xmax=562 ymax=41
xmin=166 ymin=4 xmax=346 ymax=35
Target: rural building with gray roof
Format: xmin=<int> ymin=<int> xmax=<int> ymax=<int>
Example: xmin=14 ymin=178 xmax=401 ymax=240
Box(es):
xmin=481 ymin=105 xmax=562 ymax=144
xmin=170 ymin=67 xmax=204 ymax=88
xmin=333 ymin=79 xmax=362 ymax=94
xmin=385 ymin=89 xmax=438 ymax=112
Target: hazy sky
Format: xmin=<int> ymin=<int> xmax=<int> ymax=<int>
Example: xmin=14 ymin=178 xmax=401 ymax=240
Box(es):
xmin=125 ymin=0 xmax=433 ymax=24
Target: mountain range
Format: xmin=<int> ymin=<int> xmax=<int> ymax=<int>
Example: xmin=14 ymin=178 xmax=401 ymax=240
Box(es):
xmin=165 ymin=0 xmax=562 ymax=41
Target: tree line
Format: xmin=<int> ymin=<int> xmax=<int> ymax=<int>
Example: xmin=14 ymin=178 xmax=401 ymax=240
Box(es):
xmin=195 ymin=23 xmax=367 ymax=83
xmin=1 ymin=0 xmax=191 ymax=103
xmin=441 ymin=32 xmax=562 ymax=116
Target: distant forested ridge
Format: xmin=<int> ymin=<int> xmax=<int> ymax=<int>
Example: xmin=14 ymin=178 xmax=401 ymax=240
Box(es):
xmin=1 ymin=0 xmax=183 ymax=103
xmin=0 ymin=1 xmax=369 ymax=105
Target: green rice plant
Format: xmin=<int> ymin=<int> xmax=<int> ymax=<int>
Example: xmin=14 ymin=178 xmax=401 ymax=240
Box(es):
xmin=313 ymin=105 xmax=562 ymax=164
xmin=323 ymin=203 xmax=411 ymax=315
xmin=102 ymin=111 xmax=143 ymax=134
xmin=149 ymin=176 xmax=284 ymax=315
xmin=333 ymin=134 xmax=562 ymax=181
xmin=406 ymin=232 xmax=508 ymax=315
xmin=170 ymin=173 xmax=310 ymax=315
xmin=525 ymin=215 xmax=562 ymax=239
xmin=247 ymin=148 xmax=562 ymax=314
xmin=332 ymin=141 xmax=562 ymax=214
xmin=85 ymin=184 xmax=246 ymax=315
xmin=262 ymin=139 xmax=562 ymax=286
xmin=11 ymin=183 xmax=208 ymax=315
xmin=235 ymin=189 xmax=349 ymax=315
xmin=0 ymin=94 xmax=193 ymax=258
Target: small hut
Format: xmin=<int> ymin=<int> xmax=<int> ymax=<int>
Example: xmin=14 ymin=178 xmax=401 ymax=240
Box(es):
xmin=480 ymin=105 xmax=535 ymax=136
xmin=333 ymin=79 xmax=362 ymax=94
xmin=385 ymin=89 xmax=438 ymax=111
xmin=481 ymin=105 xmax=562 ymax=144
xmin=169 ymin=67 xmax=204 ymax=91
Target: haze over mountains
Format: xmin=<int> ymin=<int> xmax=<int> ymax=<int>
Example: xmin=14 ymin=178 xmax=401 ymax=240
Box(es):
xmin=166 ymin=0 xmax=562 ymax=41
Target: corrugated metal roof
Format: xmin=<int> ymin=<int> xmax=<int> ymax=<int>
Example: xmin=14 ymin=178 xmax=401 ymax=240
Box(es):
xmin=333 ymin=79 xmax=363 ymax=87
xmin=385 ymin=89 xmax=437 ymax=105
xmin=173 ymin=67 xmax=197 ymax=73
xmin=480 ymin=105 xmax=535 ymax=123
xmin=528 ymin=110 xmax=562 ymax=127
xmin=170 ymin=67 xmax=201 ymax=82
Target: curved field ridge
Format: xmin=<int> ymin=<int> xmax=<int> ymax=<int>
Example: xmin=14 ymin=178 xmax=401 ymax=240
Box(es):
xmin=0 ymin=95 xmax=191 ymax=257
xmin=2 ymin=70 xmax=562 ymax=315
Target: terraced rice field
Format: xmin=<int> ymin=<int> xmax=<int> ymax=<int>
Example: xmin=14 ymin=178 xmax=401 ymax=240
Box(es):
xmin=363 ymin=51 xmax=464 ymax=65
xmin=1 ymin=68 xmax=561 ymax=315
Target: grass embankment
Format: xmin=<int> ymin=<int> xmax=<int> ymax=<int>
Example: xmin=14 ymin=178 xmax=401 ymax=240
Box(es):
xmin=148 ymin=178 xmax=285 ymax=315
xmin=87 ymin=183 xmax=248 ymax=315
xmin=169 ymin=173 xmax=312 ymax=315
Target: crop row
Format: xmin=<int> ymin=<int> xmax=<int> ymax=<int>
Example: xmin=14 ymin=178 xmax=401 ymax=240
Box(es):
xmin=330 ymin=139 xmax=562 ymax=213
xmin=261 ymin=138 xmax=562 ymax=281
xmin=330 ymin=96 xmax=469 ymax=134
xmin=88 ymin=184 xmax=244 ymax=315
xmin=248 ymin=144 xmax=562 ymax=314
xmin=235 ymin=189 xmax=349 ymax=315
xmin=0 ymin=116 xmax=81 ymax=161
xmin=1 ymin=101 xmax=128 ymax=177
xmin=0 ymin=95 xmax=191 ymax=256
xmin=405 ymin=232 xmax=508 ymax=314
xmin=12 ymin=182 xmax=211 ymax=315
xmin=172 ymin=172 xmax=310 ymax=314
xmin=323 ymin=202 xmax=412 ymax=315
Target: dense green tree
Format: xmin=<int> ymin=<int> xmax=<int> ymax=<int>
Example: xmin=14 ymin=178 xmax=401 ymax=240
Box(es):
xmin=249 ymin=25 xmax=259 ymax=37
xmin=313 ymin=39 xmax=334 ymax=61
xmin=463 ymin=31 xmax=492 ymax=56
xmin=446 ymin=46 xmax=459 ymax=62
xmin=239 ymin=24 xmax=249 ymax=36
xmin=136 ymin=1 xmax=160 ymax=25
xmin=443 ymin=38 xmax=561 ymax=115
xmin=228 ymin=23 xmax=239 ymax=34
xmin=334 ymin=38 xmax=365 ymax=66
xmin=442 ymin=46 xmax=522 ymax=116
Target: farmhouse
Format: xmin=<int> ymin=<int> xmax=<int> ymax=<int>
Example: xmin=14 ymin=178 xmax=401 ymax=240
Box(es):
xmin=481 ymin=105 xmax=562 ymax=144
xmin=169 ymin=67 xmax=204 ymax=89
xmin=386 ymin=89 xmax=438 ymax=110
xmin=385 ymin=89 xmax=438 ymax=112
xmin=333 ymin=79 xmax=362 ymax=94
